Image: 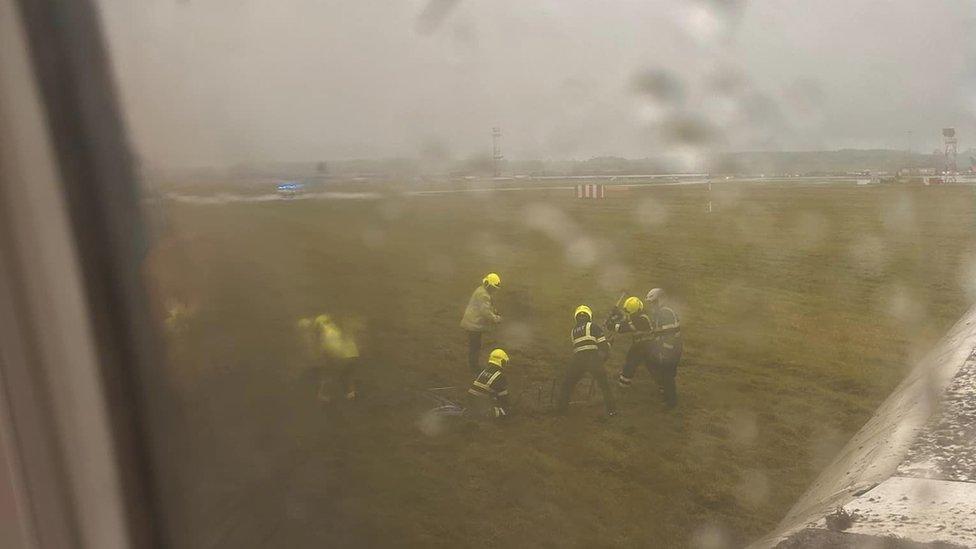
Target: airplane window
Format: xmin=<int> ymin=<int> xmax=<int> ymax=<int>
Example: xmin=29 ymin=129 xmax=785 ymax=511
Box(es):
xmin=75 ymin=1 xmax=976 ymax=546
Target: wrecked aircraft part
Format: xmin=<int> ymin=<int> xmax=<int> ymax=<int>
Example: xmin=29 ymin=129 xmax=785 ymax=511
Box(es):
xmin=417 ymin=378 xmax=599 ymax=428
xmin=754 ymin=304 xmax=976 ymax=547
xmin=417 ymin=389 xmax=467 ymax=436
xmin=429 ymin=404 xmax=465 ymax=417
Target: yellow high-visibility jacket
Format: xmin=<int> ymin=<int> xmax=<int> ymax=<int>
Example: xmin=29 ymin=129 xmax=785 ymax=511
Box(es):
xmin=460 ymin=286 xmax=500 ymax=332
xmin=319 ymin=322 xmax=359 ymax=360
xmin=297 ymin=317 xmax=360 ymax=360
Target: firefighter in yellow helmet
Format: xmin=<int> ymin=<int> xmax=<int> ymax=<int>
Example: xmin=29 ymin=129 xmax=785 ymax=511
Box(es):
xmin=609 ymin=293 xmax=681 ymax=408
xmin=467 ymin=348 xmax=512 ymax=419
xmin=558 ymin=305 xmax=617 ymax=416
xmin=296 ymin=314 xmax=360 ymax=402
xmin=608 ymin=296 xmax=666 ymax=406
xmin=459 ymin=273 xmax=502 ymax=374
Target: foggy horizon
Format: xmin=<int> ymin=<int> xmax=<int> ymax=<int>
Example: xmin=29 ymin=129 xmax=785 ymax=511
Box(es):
xmin=97 ymin=0 xmax=976 ymax=169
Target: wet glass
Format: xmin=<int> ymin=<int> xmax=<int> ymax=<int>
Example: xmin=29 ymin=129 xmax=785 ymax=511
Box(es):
xmin=94 ymin=1 xmax=976 ymax=546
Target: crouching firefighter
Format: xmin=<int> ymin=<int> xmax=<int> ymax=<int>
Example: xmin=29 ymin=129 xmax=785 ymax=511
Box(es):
xmin=610 ymin=296 xmax=673 ymax=408
xmin=468 ymin=348 xmax=512 ymax=419
xmin=558 ymin=305 xmax=617 ymax=416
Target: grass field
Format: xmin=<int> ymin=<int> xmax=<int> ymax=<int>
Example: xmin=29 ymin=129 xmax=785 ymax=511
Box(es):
xmin=145 ymin=181 xmax=976 ymax=547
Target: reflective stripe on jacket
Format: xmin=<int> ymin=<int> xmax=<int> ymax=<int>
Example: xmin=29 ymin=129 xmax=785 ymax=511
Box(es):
xmin=571 ymin=321 xmax=610 ymax=354
xmin=468 ymin=366 xmax=509 ymax=403
xmin=651 ymin=306 xmax=682 ymax=351
xmin=614 ymin=313 xmax=654 ymax=342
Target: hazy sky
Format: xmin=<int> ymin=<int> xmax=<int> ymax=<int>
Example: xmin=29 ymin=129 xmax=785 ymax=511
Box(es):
xmin=96 ymin=0 xmax=976 ymax=167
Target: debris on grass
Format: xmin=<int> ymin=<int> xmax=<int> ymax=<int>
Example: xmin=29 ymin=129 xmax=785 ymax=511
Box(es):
xmin=825 ymin=507 xmax=860 ymax=531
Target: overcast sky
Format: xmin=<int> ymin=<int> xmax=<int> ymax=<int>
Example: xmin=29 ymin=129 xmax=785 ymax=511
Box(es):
xmin=96 ymin=0 xmax=976 ymax=168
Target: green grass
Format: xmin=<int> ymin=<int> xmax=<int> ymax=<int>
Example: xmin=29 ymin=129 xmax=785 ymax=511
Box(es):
xmin=147 ymin=182 xmax=976 ymax=547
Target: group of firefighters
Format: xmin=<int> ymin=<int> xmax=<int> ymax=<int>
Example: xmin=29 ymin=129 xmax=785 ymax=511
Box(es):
xmin=462 ymin=273 xmax=683 ymax=419
xmin=297 ymin=271 xmax=682 ymax=419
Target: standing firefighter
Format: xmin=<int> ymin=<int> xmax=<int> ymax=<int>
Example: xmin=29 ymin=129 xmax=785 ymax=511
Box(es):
xmin=645 ymin=288 xmax=683 ymax=408
xmin=297 ymin=314 xmax=360 ymax=402
xmin=460 ymin=273 xmax=502 ymax=374
xmin=558 ymin=305 xmax=617 ymax=416
xmin=468 ymin=348 xmax=512 ymax=419
xmin=609 ymin=296 xmax=668 ymax=407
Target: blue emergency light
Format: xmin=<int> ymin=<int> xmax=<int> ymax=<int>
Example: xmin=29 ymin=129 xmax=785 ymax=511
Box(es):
xmin=276 ymin=182 xmax=304 ymax=193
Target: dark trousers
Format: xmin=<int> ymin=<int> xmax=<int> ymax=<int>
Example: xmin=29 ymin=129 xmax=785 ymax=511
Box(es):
xmin=623 ymin=341 xmax=681 ymax=408
xmin=558 ymin=352 xmax=616 ymax=414
xmin=653 ymin=357 xmax=679 ymax=408
xmin=622 ymin=340 xmax=654 ymax=379
xmin=466 ymin=331 xmax=482 ymax=374
xmin=315 ymin=357 xmax=357 ymax=400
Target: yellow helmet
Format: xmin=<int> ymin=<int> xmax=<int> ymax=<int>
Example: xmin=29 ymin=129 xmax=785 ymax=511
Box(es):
xmin=488 ymin=348 xmax=510 ymax=367
xmin=623 ymin=297 xmax=644 ymax=315
xmin=574 ymin=305 xmax=593 ymax=321
xmin=314 ymin=314 xmax=333 ymax=327
xmin=483 ymin=273 xmax=501 ymax=289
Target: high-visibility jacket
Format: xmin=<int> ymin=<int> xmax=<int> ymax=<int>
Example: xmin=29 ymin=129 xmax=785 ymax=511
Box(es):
xmin=298 ymin=317 xmax=360 ymax=360
xmin=319 ymin=322 xmax=359 ymax=360
xmin=650 ymin=306 xmax=682 ymax=357
xmin=571 ymin=320 xmax=610 ymax=355
xmin=612 ymin=313 xmax=654 ymax=342
xmin=460 ymin=285 xmax=500 ymax=332
xmin=468 ymin=366 xmax=510 ymax=416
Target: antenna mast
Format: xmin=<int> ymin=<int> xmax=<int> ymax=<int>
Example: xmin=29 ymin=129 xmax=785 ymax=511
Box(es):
xmin=492 ymin=127 xmax=503 ymax=177
xmin=943 ymin=128 xmax=957 ymax=183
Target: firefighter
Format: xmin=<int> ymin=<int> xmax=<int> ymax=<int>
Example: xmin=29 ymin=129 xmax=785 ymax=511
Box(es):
xmin=558 ymin=305 xmax=617 ymax=416
xmin=468 ymin=348 xmax=512 ymax=419
xmin=459 ymin=273 xmax=502 ymax=374
xmin=609 ymin=296 xmax=668 ymax=406
xmin=297 ymin=314 xmax=360 ymax=402
xmin=645 ymin=288 xmax=683 ymax=408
